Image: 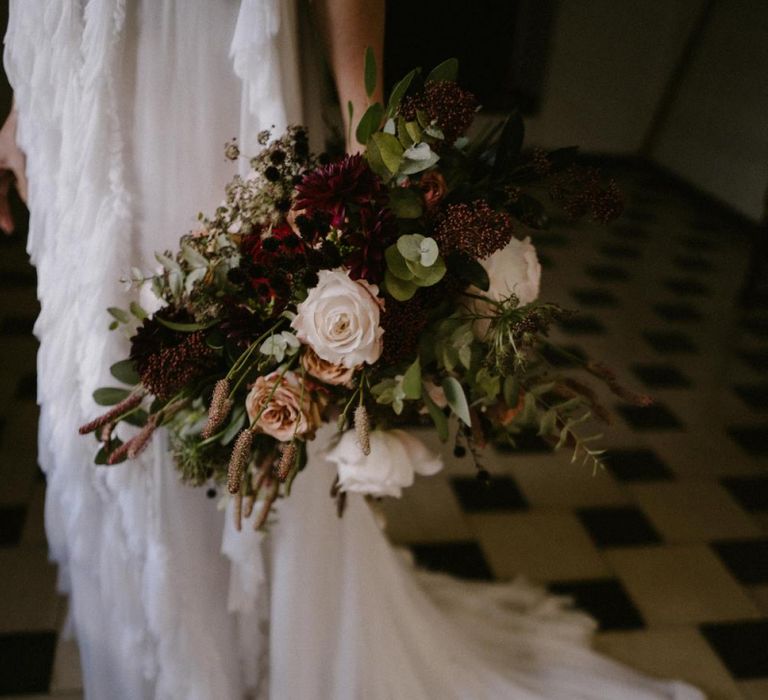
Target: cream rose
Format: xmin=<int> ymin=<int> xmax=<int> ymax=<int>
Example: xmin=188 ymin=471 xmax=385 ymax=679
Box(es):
xmin=292 ymin=269 xmax=384 ymax=368
xmin=472 ymin=236 xmax=542 ymax=337
xmin=327 ymin=429 xmax=443 ymax=498
xmin=245 ymin=370 xmax=322 ymax=442
xmin=301 ymin=347 xmax=359 ymax=387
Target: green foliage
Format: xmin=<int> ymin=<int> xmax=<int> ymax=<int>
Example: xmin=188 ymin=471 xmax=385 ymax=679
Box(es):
xmin=110 ymin=359 xmax=140 ymax=385
xmin=441 ymin=376 xmax=471 ymax=426
xmin=422 ymin=387 xmax=449 ymax=441
xmin=364 ymin=47 xmax=377 ymax=99
xmin=426 ymin=58 xmax=459 ymax=83
xmin=384 ymin=234 xmax=446 ymax=300
xmin=93 ymin=387 xmax=132 ymax=406
xmin=356 ymin=103 xmax=384 ymax=146
xmin=401 ymin=358 xmax=422 ymax=399
xmin=387 ymin=68 xmax=418 ymax=117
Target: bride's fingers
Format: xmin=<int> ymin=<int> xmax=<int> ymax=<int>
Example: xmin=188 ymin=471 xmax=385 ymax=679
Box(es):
xmin=0 ymin=171 xmax=14 ymax=235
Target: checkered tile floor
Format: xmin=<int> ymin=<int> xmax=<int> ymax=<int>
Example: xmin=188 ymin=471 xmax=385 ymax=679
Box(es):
xmin=2 ymin=165 xmax=768 ymax=699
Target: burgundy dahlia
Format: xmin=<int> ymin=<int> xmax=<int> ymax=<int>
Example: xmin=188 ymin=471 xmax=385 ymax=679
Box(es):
xmin=343 ymin=205 xmax=397 ymax=284
xmin=294 ymin=154 xmax=385 ymax=228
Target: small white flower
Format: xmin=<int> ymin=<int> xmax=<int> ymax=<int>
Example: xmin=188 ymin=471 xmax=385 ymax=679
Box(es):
xmin=328 ymin=429 xmax=444 ymax=498
xmin=291 ymin=269 xmax=384 ymax=368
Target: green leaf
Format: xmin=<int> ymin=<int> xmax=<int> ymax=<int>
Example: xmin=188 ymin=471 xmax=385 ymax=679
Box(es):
xmin=387 ymin=68 xmax=418 ymax=117
xmin=385 ymin=245 xmax=415 ymax=280
xmin=108 ymin=320 xmax=119 ymax=331
xmin=129 ymin=301 xmax=148 ymax=320
xmin=355 ymin=102 xmax=384 ymax=146
xmin=397 ymin=234 xmax=425 ymax=261
xmin=370 ymin=132 xmax=404 ymax=174
xmin=365 ymin=134 xmax=390 ymax=180
xmin=441 ymin=376 xmax=471 ymax=426
xmin=95 ymin=438 xmax=125 ymax=465
xmin=107 ymin=307 xmax=129 ymax=324
xmin=110 ymin=359 xmax=140 ymax=385
xmin=388 ymin=188 xmax=423 ymax=219
xmin=347 ymin=100 xmax=354 ymax=128
xmin=410 ymin=256 xmax=446 ymax=287
xmin=503 ymin=375 xmax=520 ymax=407
xmin=384 ymin=270 xmax=418 ymax=301
xmin=449 ymin=253 xmax=490 ymax=291
xmin=419 ymin=237 xmax=439 ymax=266
xmin=155 ymin=317 xmax=217 ymax=332
xmin=422 ymin=388 xmax=449 ymax=441
xmin=123 ymin=409 xmax=149 ymax=427
xmin=220 ymin=406 xmax=246 ymax=445
xmin=364 ymin=46 xmax=377 ymax=99
xmin=402 ymin=358 xmax=422 ymax=399
xmin=93 ymin=387 xmax=132 ymax=406
xmin=405 ymin=120 xmax=422 ymax=144
xmin=426 ymin=58 xmax=459 ymax=83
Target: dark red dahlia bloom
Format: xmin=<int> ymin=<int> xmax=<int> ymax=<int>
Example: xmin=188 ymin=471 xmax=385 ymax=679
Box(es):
xmin=240 ymin=222 xmax=306 ymax=268
xmin=343 ymin=205 xmax=398 ymax=284
xmin=294 ymin=154 xmax=385 ymax=228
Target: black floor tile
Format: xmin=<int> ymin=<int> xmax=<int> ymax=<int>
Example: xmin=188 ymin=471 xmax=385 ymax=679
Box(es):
xmin=652 ymin=302 xmax=703 ymax=323
xmin=0 ymin=505 xmax=27 ymax=547
xmin=604 ymin=448 xmax=673 ymax=482
xmin=576 ymin=506 xmax=663 ymax=548
xmin=728 ymin=425 xmax=768 ymax=457
xmin=733 ymin=383 xmax=768 ymax=411
xmin=675 ymin=233 xmax=719 ymax=251
xmin=584 ymin=264 xmax=630 ymax=283
xmin=548 ymin=578 xmax=645 ymax=631
xmin=643 ymin=330 xmax=698 ymax=355
xmin=451 ymin=476 xmax=528 ymax=513
xmin=569 ymin=288 xmax=619 ymax=308
xmin=618 ymin=402 xmax=684 ymax=431
xmin=663 ymin=277 xmax=710 ymax=297
xmin=631 ymin=363 xmax=692 ymax=389
xmin=672 ymin=254 xmax=715 ymax=273
xmin=700 ymin=620 xmax=768 ymax=679
xmin=539 ymin=344 xmax=587 ymax=369
xmin=623 ymin=210 xmax=657 ymax=225
xmin=711 ymin=539 xmax=768 ymax=585
xmin=742 ymin=316 xmax=768 ymax=340
xmin=610 ymin=224 xmax=650 ymax=241
xmin=721 ymin=477 xmax=768 ymax=512
xmin=0 ymin=631 xmax=57 ymax=695
xmin=599 ymin=243 xmax=642 ymax=260
xmin=0 ymin=316 xmax=36 ymax=335
xmin=558 ymin=315 xmax=606 ymax=335
xmin=739 ymin=348 xmax=768 ymax=373
xmin=14 ymin=372 xmax=37 ymax=401
xmin=411 ymin=541 xmax=494 ymax=580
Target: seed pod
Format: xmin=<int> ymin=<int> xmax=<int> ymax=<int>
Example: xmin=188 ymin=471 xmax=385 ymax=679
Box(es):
xmin=227 ymin=429 xmax=254 ymax=494
xmin=354 ymin=404 xmax=370 ymax=456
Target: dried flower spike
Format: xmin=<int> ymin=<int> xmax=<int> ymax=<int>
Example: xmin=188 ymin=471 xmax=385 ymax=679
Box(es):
xmin=354 ymin=404 xmax=371 ymax=456
xmin=127 ymin=416 xmax=159 ymax=459
xmin=227 ymin=429 xmax=254 ymax=494
xmin=79 ymin=391 xmax=144 ymax=435
xmin=276 ymin=442 xmax=297 ymax=482
xmin=202 ymin=379 xmax=233 ymax=439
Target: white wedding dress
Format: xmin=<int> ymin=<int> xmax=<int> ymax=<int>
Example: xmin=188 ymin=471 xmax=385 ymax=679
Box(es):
xmin=5 ymin=2 xmax=705 ymax=698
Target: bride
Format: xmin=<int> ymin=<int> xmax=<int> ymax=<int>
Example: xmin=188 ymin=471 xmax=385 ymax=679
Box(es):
xmin=4 ymin=1 xmax=704 ymax=698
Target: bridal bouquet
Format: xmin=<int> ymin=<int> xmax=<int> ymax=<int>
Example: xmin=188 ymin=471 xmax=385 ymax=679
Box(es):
xmin=80 ymin=55 xmax=640 ymax=528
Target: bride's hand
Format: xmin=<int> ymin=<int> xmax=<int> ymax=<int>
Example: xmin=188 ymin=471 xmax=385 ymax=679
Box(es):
xmin=0 ymin=107 xmax=28 ymax=235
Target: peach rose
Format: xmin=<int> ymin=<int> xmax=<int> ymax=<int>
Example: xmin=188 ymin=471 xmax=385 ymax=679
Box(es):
xmin=301 ymin=347 xmax=359 ymax=387
xmin=419 ymin=171 xmax=448 ymax=210
xmin=245 ymin=370 xmax=322 ymax=441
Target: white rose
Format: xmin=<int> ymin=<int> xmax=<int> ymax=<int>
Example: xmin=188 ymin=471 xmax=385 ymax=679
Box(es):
xmin=327 ymin=429 xmax=443 ymax=498
xmin=292 ymin=269 xmax=384 ymax=368
xmin=472 ymin=236 xmax=541 ymax=337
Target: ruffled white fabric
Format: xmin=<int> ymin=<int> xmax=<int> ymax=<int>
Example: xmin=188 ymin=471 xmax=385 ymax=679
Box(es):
xmin=5 ymin=1 xmax=705 ymax=698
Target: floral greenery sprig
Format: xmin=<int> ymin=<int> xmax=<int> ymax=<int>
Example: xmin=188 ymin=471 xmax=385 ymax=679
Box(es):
xmin=79 ymin=51 xmax=638 ymax=527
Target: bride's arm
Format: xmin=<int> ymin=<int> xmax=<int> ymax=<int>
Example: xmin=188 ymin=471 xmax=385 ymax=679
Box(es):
xmin=314 ymin=0 xmax=385 ymax=152
xmin=0 ymin=102 xmax=28 ymax=235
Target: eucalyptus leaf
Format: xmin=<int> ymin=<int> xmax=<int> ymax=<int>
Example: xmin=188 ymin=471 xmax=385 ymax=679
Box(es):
xmin=110 ymin=359 xmax=140 ymax=385
xmin=93 ymin=387 xmax=132 ymax=406
xmin=384 ymin=270 xmax=418 ymax=301
xmin=364 ymin=46 xmax=377 ymax=99
xmin=370 ymin=132 xmax=404 ymax=174
xmin=385 ymin=245 xmax=415 ymax=280
xmin=441 ymin=376 xmax=471 ymax=426
xmin=399 ymin=150 xmax=440 ymax=175
xmin=155 ymin=252 xmax=181 ymax=274
xmin=419 ymin=237 xmax=439 ymax=266
xmin=426 ymin=57 xmax=459 ymax=83
xmin=397 ymin=234 xmax=425 ymax=262
xmin=403 ymin=142 xmax=433 ymax=161
xmin=355 ymin=102 xmax=384 ymax=146
xmin=181 ymin=244 xmax=209 ymax=268
xmin=96 ymin=438 xmax=125 ymax=466
xmin=156 ymin=317 xmax=217 ymax=332
xmin=123 ymin=409 xmax=149 ymax=428
xmin=402 ymin=358 xmax=422 ymax=399
xmin=410 ymin=256 xmax=446 ymax=286
xmin=387 ymin=68 xmax=417 ymax=116
xmin=404 ymin=120 xmax=422 ymax=144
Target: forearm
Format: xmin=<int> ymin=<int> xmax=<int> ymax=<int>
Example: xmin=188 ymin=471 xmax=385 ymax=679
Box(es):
xmin=314 ymin=0 xmax=385 ymax=149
